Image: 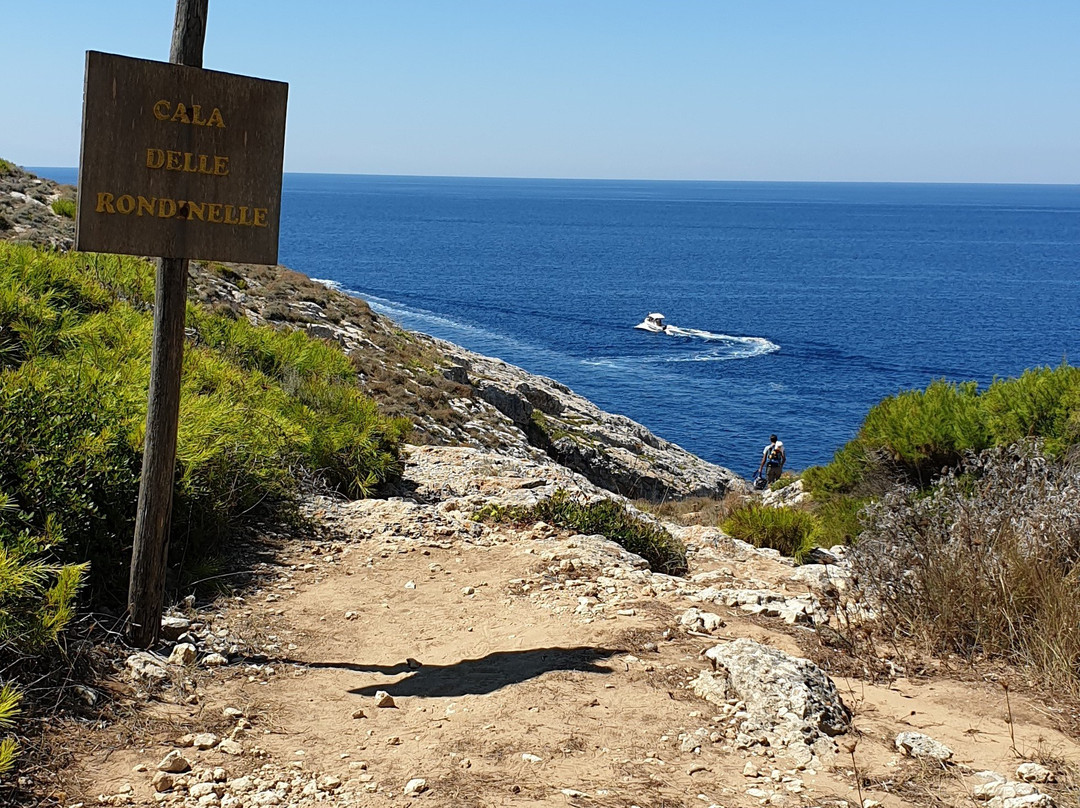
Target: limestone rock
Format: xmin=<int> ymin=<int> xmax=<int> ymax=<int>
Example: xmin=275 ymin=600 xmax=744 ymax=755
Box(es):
xmin=126 ymin=652 xmax=168 ymax=683
xmin=403 ymin=778 xmax=427 ymax=796
xmin=160 ymin=616 xmax=192 ymax=641
xmin=201 ymin=652 xmax=228 ymax=667
xmin=972 ymin=772 xmax=1054 ymax=806
xmin=1016 ymin=763 xmax=1054 ymax=783
xmin=895 ymin=731 xmax=953 ymax=762
xmin=151 ymin=772 xmax=175 ymax=792
xmin=760 ymin=479 xmax=811 ymax=508
xmin=217 ymin=739 xmax=243 ymax=755
xmin=680 ymin=608 xmax=725 ymax=633
xmin=191 ymin=732 xmax=219 ymax=750
xmin=318 ymin=775 xmax=342 ymax=791
xmin=693 ymin=639 xmax=851 ymax=760
xmin=434 ymin=340 xmax=744 ymax=500
xmin=156 ymin=750 xmax=191 ymax=773
xmin=167 ymin=643 xmax=197 ymax=666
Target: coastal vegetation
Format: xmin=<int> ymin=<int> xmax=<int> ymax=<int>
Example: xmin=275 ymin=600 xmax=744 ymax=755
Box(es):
xmin=474 ymin=489 xmax=688 ymax=575
xmin=800 ymin=366 xmax=1080 ymax=547
xmin=50 ymin=198 xmax=75 ymax=219
xmin=851 ymin=442 xmax=1080 ymax=691
xmin=721 ymin=504 xmax=817 ymax=562
xmin=0 ymin=242 xmax=410 ymax=592
xmin=0 ymin=241 xmax=409 ymax=773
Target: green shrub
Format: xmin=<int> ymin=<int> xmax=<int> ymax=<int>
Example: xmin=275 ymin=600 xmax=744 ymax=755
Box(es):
xmin=811 ymin=495 xmax=864 ymax=548
xmin=804 ymin=365 xmax=1080 ymax=503
xmin=0 ymin=491 xmax=86 ymax=778
xmin=0 ymin=159 xmax=15 ymax=176
xmin=857 ymin=379 xmax=990 ymax=486
xmin=50 ymin=198 xmax=75 ymax=219
xmin=475 ymin=490 xmax=687 ymax=575
xmin=722 ymin=504 xmax=816 ymax=562
xmin=0 ymin=241 xmax=409 ymax=597
xmin=0 ymin=684 xmax=21 ymax=775
xmin=982 ymin=364 xmax=1080 ymax=454
xmin=768 ymin=473 xmax=797 ymax=492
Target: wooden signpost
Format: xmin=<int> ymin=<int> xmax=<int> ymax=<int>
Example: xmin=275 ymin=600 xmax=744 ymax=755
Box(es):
xmin=75 ymin=0 xmax=288 ymax=647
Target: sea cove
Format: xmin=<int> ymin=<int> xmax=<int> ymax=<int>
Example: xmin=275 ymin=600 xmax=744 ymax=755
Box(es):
xmin=32 ymin=167 xmax=1080 ymax=469
xmin=278 ymin=174 xmax=1080 ymax=470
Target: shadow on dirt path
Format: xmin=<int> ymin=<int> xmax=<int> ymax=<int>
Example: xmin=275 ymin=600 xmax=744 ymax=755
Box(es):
xmin=287 ymin=646 xmax=623 ymax=697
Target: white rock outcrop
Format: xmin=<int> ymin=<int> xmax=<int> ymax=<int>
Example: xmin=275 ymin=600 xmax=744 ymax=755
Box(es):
xmin=692 ymin=638 xmax=851 ymax=763
xmin=895 ymin=731 xmax=954 ymax=762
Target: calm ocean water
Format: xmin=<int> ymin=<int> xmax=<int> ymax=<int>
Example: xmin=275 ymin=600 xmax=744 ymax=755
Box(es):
xmin=35 ymin=168 xmax=1080 ymax=472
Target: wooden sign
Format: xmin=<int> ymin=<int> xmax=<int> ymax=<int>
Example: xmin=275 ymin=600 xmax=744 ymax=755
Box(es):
xmin=76 ymin=50 xmax=287 ymax=264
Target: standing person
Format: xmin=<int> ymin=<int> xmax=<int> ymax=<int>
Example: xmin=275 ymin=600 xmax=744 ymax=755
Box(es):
xmin=756 ymin=434 xmax=786 ymax=485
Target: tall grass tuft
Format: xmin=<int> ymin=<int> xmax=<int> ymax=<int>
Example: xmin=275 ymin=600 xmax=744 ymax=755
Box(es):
xmin=722 ymin=504 xmax=817 ymax=561
xmin=50 ymin=198 xmax=75 ymax=219
xmin=475 ymin=490 xmax=688 ymax=575
xmin=0 ymin=684 xmax=21 ymax=775
xmin=852 ymin=442 xmax=1080 ymax=692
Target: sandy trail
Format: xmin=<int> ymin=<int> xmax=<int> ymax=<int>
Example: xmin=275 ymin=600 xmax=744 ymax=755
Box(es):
xmin=72 ymin=448 xmax=1080 ymax=808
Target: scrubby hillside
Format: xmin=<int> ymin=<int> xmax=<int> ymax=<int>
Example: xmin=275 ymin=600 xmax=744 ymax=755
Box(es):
xmin=1 ymin=162 xmax=742 ymax=502
xmin=0 ymin=239 xmax=410 ymax=791
xmin=5 ymin=160 xmax=1080 ymax=808
xmin=0 ymin=160 xmax=75 ymax=250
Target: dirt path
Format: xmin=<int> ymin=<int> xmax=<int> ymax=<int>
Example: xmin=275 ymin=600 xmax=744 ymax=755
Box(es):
xmin=69 ymin=447 xmax=1080 ymax=808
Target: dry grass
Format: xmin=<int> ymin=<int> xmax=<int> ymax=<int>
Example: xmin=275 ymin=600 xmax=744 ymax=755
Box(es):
xmin=40 ymin=696 xmax=233 ymax=807
xmin=431 ymin=767 xmax=549 ymax=808
xmin=634 ymin=491 xmax=747 ymax=526
xmin=852 ymin=443 xmax=1080 ymax=695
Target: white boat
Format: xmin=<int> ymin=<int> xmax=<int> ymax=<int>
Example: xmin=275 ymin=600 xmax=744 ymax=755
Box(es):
xmin=634 ymin=312 xmax=669 ymax=333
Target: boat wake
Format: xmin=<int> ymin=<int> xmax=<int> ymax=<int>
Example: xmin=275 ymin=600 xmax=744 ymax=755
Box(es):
xmin=308 ymin=281 xmax=780 ymax=367
xmin=661 ymin=327 xmax=779 ymax=361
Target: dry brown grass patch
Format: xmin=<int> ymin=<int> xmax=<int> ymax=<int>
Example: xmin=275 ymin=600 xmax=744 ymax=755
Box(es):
xmin=634 ymin=491 xmax=747 ymax=526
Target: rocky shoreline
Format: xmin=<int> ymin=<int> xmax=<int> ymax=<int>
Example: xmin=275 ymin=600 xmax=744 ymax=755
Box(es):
xmin=2 ymin=162 xmax=742 ymax=502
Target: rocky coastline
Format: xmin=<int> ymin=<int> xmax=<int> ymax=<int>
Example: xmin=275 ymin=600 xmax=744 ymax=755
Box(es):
xmin=2 ymin=162 xmax=742 ymax=503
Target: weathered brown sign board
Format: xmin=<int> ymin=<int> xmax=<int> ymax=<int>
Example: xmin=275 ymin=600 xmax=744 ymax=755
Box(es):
xmin=76 ymin=50 xmax=288 ymax=264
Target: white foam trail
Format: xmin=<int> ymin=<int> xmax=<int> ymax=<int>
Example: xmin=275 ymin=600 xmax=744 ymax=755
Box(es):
xmin=659 ymin=325 xmax=779 ymax=361
xmin=310 ymin=277 xmax=343 ymax=291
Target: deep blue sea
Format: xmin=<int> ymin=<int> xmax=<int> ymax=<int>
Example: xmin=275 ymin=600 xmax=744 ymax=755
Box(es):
xmin=34 ymin=169 xmax=1080 ymax=473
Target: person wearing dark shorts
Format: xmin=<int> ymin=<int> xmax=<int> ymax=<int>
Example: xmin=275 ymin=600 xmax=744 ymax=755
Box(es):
xmin=756 ymin=434 xmax=786 ymax=484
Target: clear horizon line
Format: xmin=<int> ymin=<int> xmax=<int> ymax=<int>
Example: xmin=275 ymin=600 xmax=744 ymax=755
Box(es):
xmin=24 ymin=164 xmax=1080 ymax=188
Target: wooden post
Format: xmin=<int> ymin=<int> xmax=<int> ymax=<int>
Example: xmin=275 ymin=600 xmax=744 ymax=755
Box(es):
xmin=126 ymin=0 xmax=209 ymax=648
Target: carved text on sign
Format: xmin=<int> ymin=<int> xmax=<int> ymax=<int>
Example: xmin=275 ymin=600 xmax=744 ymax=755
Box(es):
xmin=145 ymin=149 xmax=229 ymax=175
xmin=77 ymin=51 xmax=288 ymax=262
xmin=93 ymin=193 xmax=269 ymax=227
xmin=152 ymin=100 xmax=226 ymax=127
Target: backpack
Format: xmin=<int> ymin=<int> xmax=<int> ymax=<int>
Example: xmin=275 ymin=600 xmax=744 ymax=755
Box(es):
xmin=766 ymin=445 xmax=784 ymax=466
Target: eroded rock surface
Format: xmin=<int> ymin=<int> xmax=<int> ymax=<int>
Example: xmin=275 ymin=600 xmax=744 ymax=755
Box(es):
xmin=693 ymin=638 xmax=851 ymax=764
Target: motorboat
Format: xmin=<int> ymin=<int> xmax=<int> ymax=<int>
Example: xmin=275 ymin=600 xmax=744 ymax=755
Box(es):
xmin=634 ymin=312 xmax=669 ymax=333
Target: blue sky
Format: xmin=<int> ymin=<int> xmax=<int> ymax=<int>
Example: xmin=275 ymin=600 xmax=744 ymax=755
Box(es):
xmin=5 ymin=1 xmax=1079 ymax=182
